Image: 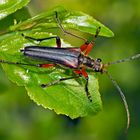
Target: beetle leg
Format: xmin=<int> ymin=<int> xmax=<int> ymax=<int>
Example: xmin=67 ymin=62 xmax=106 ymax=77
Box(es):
xmin=74 ymin=69 xmax=82 ymax=75
xmin=22 ymin=34 xmax=61 ymax=48
xmin=41 ymin=75 xmax=81 ymax=88
xmin=80 ymin=42 xmax=94 ymax=56
xmin=0 ymin=59 xmax=55 ymax=68
xmin=80 ymin=42 xmax=89 ymax=52
xmin=55 ymin=11 xmax=87 ymax=42
xmin=84 ymin=42 xmax=94 ymax=56
xmin=39 ymin=63 xmax=55 ymax=68
xmin=85 ymin=76 xmax=92 ymax=102
xmin=94 ymin=26 xmax=101 ymax=40
xmin=74 ymin=69 xmax=92 ymax=101
xmin=81 ymin=69 xmax=92 ymax=102
xmin=0 ymin=59 xmax=39 ymax=67
xmin=80 ymin=27 xmax=101 ymax=56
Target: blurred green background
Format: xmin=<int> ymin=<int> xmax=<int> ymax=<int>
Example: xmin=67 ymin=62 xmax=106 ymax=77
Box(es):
xmin=0 ymin=0 xmax=140 ymax=140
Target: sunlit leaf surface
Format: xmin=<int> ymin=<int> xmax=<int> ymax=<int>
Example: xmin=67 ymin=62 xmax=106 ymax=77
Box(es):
xmin=0 ymin=30 xmax=102 ymax=118
xmin=0 ymin=0 xmax=30 ymax=20
xmin=10 ymin=6 xmax=114 ymax=37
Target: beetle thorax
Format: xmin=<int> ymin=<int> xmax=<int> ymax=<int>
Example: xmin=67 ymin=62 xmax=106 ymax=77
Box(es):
xmin=81 ymin=56 xmax=103 ymax=72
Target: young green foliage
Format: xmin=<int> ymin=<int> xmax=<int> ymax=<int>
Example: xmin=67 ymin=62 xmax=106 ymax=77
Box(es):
xmin=0 ymin=6 xmax=114 ymax=118
xmin=0 ymin=31 xmax=102 ymax=118
xmin=9 ymin=6 xmax=114 ymax=37
xmin=0 ymin=0 xmax=30 ymax=20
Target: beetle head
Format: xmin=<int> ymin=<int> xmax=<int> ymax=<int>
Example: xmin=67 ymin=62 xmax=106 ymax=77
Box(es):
xmin=93 ymin=58 xmax=108 ymax=73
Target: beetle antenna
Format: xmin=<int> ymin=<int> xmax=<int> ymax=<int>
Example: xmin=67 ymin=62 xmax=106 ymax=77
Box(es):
xmin=107 ymin=53 xmax=140 ymax=66
xmin=106 ymin=72 xmax=130 ymax=131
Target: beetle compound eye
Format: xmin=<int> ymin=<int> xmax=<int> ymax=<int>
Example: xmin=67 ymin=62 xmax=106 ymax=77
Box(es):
xmin=96 ymin=58 xmax=102 ymax=62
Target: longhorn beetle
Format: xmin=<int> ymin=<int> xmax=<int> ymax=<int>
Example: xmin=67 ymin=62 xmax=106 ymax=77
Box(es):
xmin=0 ymin=11 xmax=140 ymax=130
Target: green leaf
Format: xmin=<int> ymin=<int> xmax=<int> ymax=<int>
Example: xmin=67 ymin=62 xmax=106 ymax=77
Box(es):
xmin=0 ymin=7 xmax=31 ymax=32
xmin=0 ymin=0 xmax=30 ymax=20
xmin=10 ymin=6 xmax=114 ymax=37
xmin=0 ymin=30 xmax=102 ymax=118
